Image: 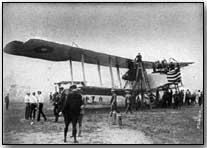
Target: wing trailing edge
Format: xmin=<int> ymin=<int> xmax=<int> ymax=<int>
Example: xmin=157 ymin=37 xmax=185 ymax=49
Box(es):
xmin=4 ymin=39 xmax=193 ymax=69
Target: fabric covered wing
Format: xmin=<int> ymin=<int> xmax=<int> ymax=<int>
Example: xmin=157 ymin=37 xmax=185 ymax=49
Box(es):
xmin=4 ymin=39 xmax=155 ymax=69
xmin=4 ymin=39 xmax=192 ymax=69
xmin=179 ymin=62 xmax=194 ymax=68
xmin=4 ymin=39 xmax=130 ymax=68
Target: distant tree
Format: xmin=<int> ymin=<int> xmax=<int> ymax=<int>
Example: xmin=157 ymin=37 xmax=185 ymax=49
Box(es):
xmin=3 ymin=71 xmax=16 ymax=95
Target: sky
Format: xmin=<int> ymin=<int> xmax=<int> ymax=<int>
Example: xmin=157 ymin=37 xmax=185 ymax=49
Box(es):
xmin=3 ymin=3 xmax=203 ymax=93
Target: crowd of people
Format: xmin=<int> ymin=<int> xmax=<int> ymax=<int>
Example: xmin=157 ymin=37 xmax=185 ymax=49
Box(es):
xmin=24 ymin=91 xmax=47 ymax=122
xmin=4 ymin=84 xmax=203 ymax=143
xmin=152 ymin=59 xmax=180 ymax=73
xmin=158 ymin=89 xmax=203 ymax=108
xmin=109 ymin=88 xmax=204 ymax=115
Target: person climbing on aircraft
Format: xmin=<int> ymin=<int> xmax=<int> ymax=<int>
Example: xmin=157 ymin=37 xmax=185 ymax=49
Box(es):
xmin=135 ymin=52 xmax=142 ymax=63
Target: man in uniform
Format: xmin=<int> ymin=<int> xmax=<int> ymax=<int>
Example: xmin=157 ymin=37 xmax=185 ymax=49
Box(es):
xmin=74 ymin=86 xmax=86 ymax=137
xmin=185 ymin=89 xmax=191 ymax=105
xmin=37 ymin=91 xmax=47 ymax=122
xmin=52 ymin=92 xmax=60 ymax=122
xmin=125 ymin=90 xmax=133 ymax=114
xmin=52 ymin=87 xmax=64 ymax=122
xmin=110 ymin=89 xmax=117 ymax=112
xmin=24 ymin=92 xmax=31 ymax=120
xmin=173 ymin=90 xmax=180 ymax=109
xmin=62 ymin=85 xmax=83 ymax=143
xmin=5 ymin=93 xmax=10 ymax=110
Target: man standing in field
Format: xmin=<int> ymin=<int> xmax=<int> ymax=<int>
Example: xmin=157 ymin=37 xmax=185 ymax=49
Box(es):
xmin=110 ymin=89 xmax=117 ymax=112
xmin=24 ymin=92 xmax=31 ymax=120
xmin=70 ymin=86 xmax=86 ymax=137
xmin=52 ymin=87 xmax=64 ymax=122
xmin=173 ymin=90 xmax=180 ymax=109
xmin=125 ymin=90 xmax=133 ymax=114
xmin=52 ymin=92 xmax=60 ymax=122
xmin=62 ymin=85 xmax=83 ymax=143
xmin=58 ymin=87 xmax=65 ymax=114
xmin=37 ymin=91 xmax=47 ymax=122
xmin=30 ymin=92 xmax=38 ymax=120
xmin=185 ymin=89 xmax=191 ymax=105
xmin=4 ymin=93 xmax=10 ymax=111
xmin=198 ymin=91 xmax=203 ymax=107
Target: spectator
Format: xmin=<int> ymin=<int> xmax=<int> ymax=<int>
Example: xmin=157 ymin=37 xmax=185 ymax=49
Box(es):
xmin=4 ymin=93 xmax=9 ymax=110
xmin=24 ymin=92 xmax=31 ymax=120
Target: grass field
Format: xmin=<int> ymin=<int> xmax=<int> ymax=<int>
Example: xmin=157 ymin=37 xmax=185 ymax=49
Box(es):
xmin=2 ymin=101 xmax=203 ymax=144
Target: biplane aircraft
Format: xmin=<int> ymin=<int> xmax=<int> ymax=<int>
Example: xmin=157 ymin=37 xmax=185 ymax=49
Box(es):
xmin=4 ymin=39 xmax=193 ymax=97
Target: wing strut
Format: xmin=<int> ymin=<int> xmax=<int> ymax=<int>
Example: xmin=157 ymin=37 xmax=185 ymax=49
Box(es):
xmin=109 ymin=57 xmax=115 ymax=88
xmin=97 ymin=62 xmax=103 ymax=86
xmin=116 ymin=66 xmax=122 ymax=88
xmin=69 ymin=60 xmax=74 ymax=84
xmin=81 ymin=54 xmax=86 ymax=83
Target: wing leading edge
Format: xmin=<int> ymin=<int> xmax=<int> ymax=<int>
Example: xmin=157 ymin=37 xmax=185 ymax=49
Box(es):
xmin=4 ymin=39 xmax=133 ymax=68
xmin=4 ymin=39 xmax=193 ymax=69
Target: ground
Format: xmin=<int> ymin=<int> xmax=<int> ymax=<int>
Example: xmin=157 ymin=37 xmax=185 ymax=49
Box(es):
xmin=3 ymin=101 xmax=203 ymax=144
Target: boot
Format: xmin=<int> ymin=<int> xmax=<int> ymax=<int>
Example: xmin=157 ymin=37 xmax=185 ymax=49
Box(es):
xmin=78 ymin=130 xmax=82 ymax=137
xmin=74 ymin=137 xmax=78 ymax=143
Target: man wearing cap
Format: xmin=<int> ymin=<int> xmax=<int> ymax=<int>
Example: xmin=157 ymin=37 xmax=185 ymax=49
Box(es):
xmin=62 ymin=85 xmax=83 ymax=143
xmin=37 ymin=91 xmax=47 ymax=122
xmin=125 ymin=90 xmax=133 ymax=114
xmin=52 ymin=87 xmax=64 ymax=122
xmin=24 ymin=92 xmax=31 ymax=120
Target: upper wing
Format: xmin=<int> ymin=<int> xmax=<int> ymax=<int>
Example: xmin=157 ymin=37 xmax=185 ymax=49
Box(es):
xmin=178 ymin=62 xmax=194 ymax=68
xmin=3 ymin=39 xmax=193 ymax=69
xmin=4 ymin=39 xmax=132 ymax=68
